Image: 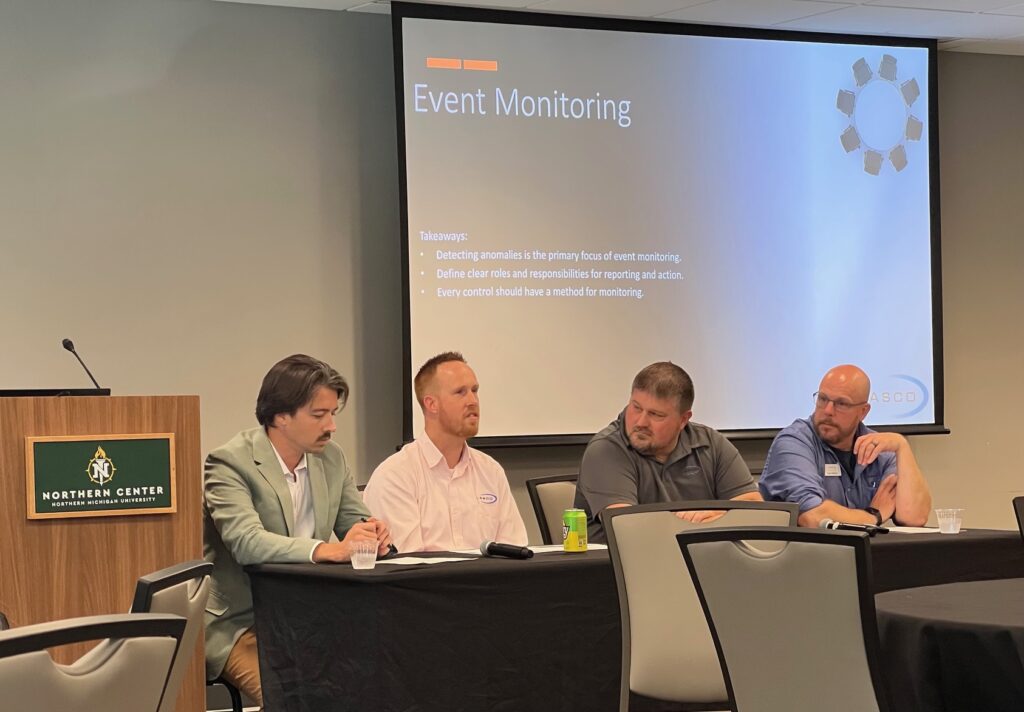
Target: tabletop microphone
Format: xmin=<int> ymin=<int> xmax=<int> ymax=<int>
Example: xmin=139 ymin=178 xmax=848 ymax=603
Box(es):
xmin=480 ymin=540 xmax=534 ymax=559
xmin=62 ymin=338 xmax=102 ymax=389
xmin=819 ymin=519 xmax=889 ymax=536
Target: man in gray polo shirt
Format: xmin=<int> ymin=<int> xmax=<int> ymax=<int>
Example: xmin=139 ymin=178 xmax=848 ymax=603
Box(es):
xmin=575 ymin=362 xmax=761 ymax=543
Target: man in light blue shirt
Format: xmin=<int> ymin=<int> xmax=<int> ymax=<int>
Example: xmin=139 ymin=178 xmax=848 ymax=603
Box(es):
xmin=759 ymin=364 xmax=932 ymax=528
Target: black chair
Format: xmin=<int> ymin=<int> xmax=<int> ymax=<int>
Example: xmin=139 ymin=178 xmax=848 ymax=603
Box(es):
xmin=207 ymin=675 xmax=245 ymax=712
xmin=678 ymin=526 xmax=891 ymax=712
xmin=525 ymin=474 xmax=578 ymax=544
xmin=1011 ymin=497 xmax=1024 ymax=542
xmin=0 ymin=611 xmax=8 ymax=631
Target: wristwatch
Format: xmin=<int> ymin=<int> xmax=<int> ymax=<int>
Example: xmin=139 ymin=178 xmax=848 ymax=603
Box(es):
xmin=864 ymin=507 xmax=883 ymax=526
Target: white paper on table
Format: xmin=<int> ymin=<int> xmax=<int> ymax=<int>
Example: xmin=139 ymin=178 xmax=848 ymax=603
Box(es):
xmin=451 ymin=543 xmax=609 ymax=556
xmin=376 ymin=556 xmax=477 ymax=565
xmin=531 ymin=543 xmax=608 ymax=553
xmin=888 ymin=526 xmax=941 ymax=534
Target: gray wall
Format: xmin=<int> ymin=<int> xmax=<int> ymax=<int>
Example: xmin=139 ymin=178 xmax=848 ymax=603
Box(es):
xmin=909 ymin=50 xmax=1024 ymax=530
xmin=1 ymin=0 xmax=1021 ymax=542
xmin=0 ymin=0 xmax=403 ymax=481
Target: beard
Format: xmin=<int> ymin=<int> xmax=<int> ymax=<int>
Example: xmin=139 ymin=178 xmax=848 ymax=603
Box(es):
xmin=441 ymin=409 xmax=479 ymax=439
xmin=628 ymin=428 xmax=656 ymax=455
xmin=813 ymin=415 xmax=853 ymax=449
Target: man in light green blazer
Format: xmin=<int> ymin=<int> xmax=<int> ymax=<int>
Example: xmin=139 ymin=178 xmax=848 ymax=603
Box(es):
xmin=203 ymin=354 xmax=392 ymax=708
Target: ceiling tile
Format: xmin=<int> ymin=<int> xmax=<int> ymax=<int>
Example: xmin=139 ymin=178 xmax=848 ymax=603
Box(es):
xmin=863 ymin=0 xmax=1019 ymax=10
xmin=983 ymin=2 xmax=1024 ymax=14
xmin=347 ymin=1 xmax=391 ymax=12
xmin=212 ymin=0 xmax=370 ymax=9
xmin=780 ymin=4 xmax=1024 ymax=37
xmin=526 ymin=0 xmax=708 ymax=17
xmin=416 ymin=0 xmax=538 ymax=7
xmin=658 ymin=0 xmax=851 ymax=25
xmin=941 ymin=36 xmax=1024 ymax=50
xmin=213 ymin=0 xmax=1024 ymax=52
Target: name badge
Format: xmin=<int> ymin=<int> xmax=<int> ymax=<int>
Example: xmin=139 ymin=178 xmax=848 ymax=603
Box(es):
xmin=824 ymin=464 xmax=841 ymax=477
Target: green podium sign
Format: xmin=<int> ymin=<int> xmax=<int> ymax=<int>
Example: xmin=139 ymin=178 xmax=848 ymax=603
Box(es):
xmin=26 ymin=434 xmax=177 ymax=519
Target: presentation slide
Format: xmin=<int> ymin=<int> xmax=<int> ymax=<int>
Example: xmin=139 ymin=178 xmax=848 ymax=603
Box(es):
xmin=397 ymin=8 xmax=938 ymax=441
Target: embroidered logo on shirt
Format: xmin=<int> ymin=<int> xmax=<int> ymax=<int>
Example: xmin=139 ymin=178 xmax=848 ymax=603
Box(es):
xmin=478 ymin=493 xmax=498 ymax=504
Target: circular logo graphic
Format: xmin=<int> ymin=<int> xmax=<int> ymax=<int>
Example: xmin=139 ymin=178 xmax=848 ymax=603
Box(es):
xmin=836 ymin=55 xmax=923 ymax=176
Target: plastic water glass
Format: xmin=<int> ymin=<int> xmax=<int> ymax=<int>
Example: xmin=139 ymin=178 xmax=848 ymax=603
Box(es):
xmin=351 ymin=539 xmax=377 ymax=570
xmin=935 ymin=508 xmax=963 ymax=534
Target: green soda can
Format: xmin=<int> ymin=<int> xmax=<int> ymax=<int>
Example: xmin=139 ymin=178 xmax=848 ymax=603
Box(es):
xmin=562 ymin=508 xmax=588 ymax=552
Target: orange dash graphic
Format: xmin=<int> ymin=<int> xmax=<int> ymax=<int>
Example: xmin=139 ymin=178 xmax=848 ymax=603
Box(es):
xmin=426 ymin=57 xmax=462 ymax=70
xmin=463 ymin=59 xmax=498 ymax=72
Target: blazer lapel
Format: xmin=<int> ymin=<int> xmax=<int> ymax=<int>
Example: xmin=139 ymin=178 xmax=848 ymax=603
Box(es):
xmin=308 ymin=454 xmax=329 ymax=539
xmin=252 ymin=429 xmax=296 ymax=535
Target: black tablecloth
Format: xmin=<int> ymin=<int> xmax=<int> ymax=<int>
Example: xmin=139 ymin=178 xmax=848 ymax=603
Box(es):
xmin=251 ymin=550 xmax=621 ymax=712
xmin=249 ymin=529 xmax=1024 ymax=712
xmin=876 ymin=578 xmax=1024 ymax=712
xmin=869 ymin=528 xmax=1024 ymax=593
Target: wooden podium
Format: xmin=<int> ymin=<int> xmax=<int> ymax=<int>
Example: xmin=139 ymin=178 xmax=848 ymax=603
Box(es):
xmin=0 ymin=395 xmax=204 ymax=712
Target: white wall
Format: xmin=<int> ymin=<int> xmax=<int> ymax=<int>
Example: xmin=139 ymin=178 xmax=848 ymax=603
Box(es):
xmin=0 ymin=0 xmax=403 ymax=481
xmin=2 ymin=0 xmax=1021 ymax=540
xmin=909 ymin=51 xmax=1024 ymax=530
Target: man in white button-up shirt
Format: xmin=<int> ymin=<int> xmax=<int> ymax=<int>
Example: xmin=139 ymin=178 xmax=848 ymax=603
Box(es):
xmin=364 ymin=352 xmax=528 ymax=552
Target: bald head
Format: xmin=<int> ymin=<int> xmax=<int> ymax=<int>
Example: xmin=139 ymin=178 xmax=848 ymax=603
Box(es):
xmin=819 ymin=364 xmax=871 ymax=402
xmin=812 ymin=364 xmax=872 ymax=450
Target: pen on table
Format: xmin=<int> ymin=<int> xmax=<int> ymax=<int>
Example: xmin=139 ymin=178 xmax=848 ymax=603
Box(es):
xmin=361 ymin=517 xmax=399 ymax=556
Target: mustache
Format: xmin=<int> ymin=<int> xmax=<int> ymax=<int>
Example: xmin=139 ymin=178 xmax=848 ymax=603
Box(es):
xmin=630 ymin=427 xmax=652 ymax=437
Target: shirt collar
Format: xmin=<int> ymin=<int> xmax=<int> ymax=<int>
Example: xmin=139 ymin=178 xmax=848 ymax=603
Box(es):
xmin=270 ymin=441 xmax=307 ymax=482
xmin=418 ymin=433 xmax=468 ymax=473
xmin=665 ymin=421 xmax=710 ymax=464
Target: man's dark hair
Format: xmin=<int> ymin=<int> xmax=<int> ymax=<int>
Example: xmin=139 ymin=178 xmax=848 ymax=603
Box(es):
xmin=631 ymin=362 xmax=694 ymax=413
xmin=256 ymin=354 xmax=348 ymax=427
xmin=413 ymin=351 xmax=466 ymax=407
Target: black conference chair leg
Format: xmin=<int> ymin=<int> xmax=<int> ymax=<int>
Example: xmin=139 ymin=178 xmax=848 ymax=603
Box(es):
xmin=208 ymin=676 xmax=244 ymax=712
xmin=226 ymin=683 xmax=243 ymax=712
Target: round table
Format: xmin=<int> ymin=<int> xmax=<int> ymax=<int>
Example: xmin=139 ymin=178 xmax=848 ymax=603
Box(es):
xmin=875 ymin=577 xmax=1024 ymax=712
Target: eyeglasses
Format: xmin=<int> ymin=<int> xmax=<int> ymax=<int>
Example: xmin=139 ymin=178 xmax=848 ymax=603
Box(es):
xmin=813 ymin=392 xmax=867 ymax=414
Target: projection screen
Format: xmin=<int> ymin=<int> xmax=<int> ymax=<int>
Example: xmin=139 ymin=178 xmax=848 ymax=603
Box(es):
xmin=394 ymin=3 xmax=943 ymax=445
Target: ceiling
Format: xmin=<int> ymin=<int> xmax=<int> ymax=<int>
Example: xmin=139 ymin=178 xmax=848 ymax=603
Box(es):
xmin=213 ymin=0 xmax=1024 ymax=54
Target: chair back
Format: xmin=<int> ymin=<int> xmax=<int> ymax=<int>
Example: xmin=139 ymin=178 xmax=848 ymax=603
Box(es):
xmin=525 ymin=474 xmax=578 ymax=544
xmin=678 ymin=526 xmax=890 ymax=712
xmin=0 ymin=612 xmax=185 ymax=712
xmin=604 ymin=501 xmax=797 ymax=710
xmin=1014 ymin=497 xmax=1024 ymax=543
xmin=131 ymin=560 xmax=213 ymax=712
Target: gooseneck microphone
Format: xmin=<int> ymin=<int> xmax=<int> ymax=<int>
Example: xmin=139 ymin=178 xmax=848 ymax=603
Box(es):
xmin=819 ymin=519 xmax=889 ymax=536
xmin=61 ymin=338 xmax=102 ymax=389
xmin=480 ymin=540 xmax=534 ymax=559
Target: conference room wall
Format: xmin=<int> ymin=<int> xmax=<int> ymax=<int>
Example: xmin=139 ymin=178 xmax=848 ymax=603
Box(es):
xmin=907 ymin=50 xmax=1024 ymax=532
xmin=0 ymin=0 xmax=1020 ymax=543
xmin=0 ymin=0 xmax=404 ymax=487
